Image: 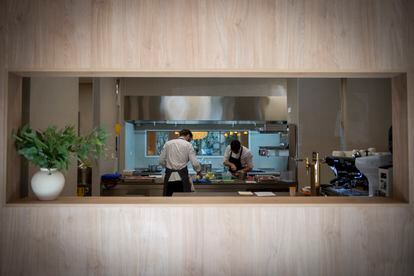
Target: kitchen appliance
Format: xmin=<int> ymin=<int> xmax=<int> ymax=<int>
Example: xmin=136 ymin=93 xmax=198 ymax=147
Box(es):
xmin=378 ymin=165 xmax=393 ymax=197
xmin=325 ymin=156 xmax=368 ymax=189
xmin=124 ymin=96 xmax=287 ymax=121
xmin=355 ymin=153 xmax=392 ymax=196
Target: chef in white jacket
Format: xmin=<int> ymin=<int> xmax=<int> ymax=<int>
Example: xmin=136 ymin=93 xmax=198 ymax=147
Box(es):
xmin=159 ymin=129 xmax=203 ymax=196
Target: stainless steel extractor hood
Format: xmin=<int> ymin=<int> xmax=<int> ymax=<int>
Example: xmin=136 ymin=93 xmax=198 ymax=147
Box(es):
xmin=124 ymin=96 xmax=287 ymax=121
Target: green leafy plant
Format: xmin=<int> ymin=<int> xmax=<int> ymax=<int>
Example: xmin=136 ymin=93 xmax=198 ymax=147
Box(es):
xmin=75 ymin=127 xmax=108 ymax=169
xmin=14 ymin=125 xmax=77 ymax=171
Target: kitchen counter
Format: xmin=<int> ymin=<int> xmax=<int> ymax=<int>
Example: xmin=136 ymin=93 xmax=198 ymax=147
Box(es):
xmin=8 ymin=196 xmax=402 ymax=206
xmin=101 ymin=177 xmax=296 ymax=196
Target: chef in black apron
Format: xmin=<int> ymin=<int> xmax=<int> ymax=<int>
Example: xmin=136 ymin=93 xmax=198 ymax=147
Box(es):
xmin=228 ymin=146 xmax=244 ymax=173
xmin=159 ymin=129 xmax=203 ymax=196
xmin=163 ymin=166 xmax=192 ymax=196
xmin=223 ymin=140 xmax=253 ymax=176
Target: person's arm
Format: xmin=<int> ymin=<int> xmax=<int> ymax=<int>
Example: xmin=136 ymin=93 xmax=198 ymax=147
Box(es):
xmin=223 ymin=146 xmax=237 ymax=171
xmin=159 ymin=144 xmax=167 ymax=167
xmin=188 ymin=144 xmax=203 ymax=177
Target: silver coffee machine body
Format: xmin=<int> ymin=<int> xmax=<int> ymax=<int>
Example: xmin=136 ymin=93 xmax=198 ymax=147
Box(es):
xmin=378 ymin=165 xmax=393 ymax=197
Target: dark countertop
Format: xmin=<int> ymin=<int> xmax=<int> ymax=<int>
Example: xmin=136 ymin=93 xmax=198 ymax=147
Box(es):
xmin=101 ymin=177 xmax=297 ymax=196
xmin=172 ymin=192 xmax=298 ymax=197
xmin=104 ymin=177 xmax=296 ymax=186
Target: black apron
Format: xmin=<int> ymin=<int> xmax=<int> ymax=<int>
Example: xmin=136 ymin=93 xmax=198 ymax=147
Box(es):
xmin=163 ymin=166 xmax=192 ymax=196
xmin=229 ymin=147 xmax=243 ymax=173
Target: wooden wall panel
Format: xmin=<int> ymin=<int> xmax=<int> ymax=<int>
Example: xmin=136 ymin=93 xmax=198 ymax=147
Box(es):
xmin=407 ymin=72 xmax=414 ymax=204
xmin=1 ymin=0 xmax=414 ymax=275
xmin=5 ymin=74 xmax=22 ymax=202
xmin=392 ymin=75 xmax=409 ymax=202
xmin=0 ymin=206 xmax=413 ymax=275
xmin=0 ymin=0 xmax=6 ymax=205
xmin=4 ymin=0 xmax=409 ymax=70
xmin=408 ymin=0 xmax=414 ymax=204
xmin=6 ymin=0 xmax=92 ymax=69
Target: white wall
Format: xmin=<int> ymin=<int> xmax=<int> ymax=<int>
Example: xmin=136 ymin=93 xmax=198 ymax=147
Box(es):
xmin=92 ymin=78 xmax=119 ymax=195
xmin=345 ymin=78 xmax=392 ymax=151
xmin=296 ymin=79 xmax=341 ymax=187
xmin=30 ymin=77 xmax=79 ymax=196
xmin=287 ymin=79 xmax=299 ymax=125
xmin=79 ymin=82 xmax=93 ymax=136
xmin=97 ymin=78 xmax=118 ymax=175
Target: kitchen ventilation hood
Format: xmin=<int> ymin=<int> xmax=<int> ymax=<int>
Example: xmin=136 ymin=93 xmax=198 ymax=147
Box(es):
xmin=124 ymin=96 xmax=287 ymax=121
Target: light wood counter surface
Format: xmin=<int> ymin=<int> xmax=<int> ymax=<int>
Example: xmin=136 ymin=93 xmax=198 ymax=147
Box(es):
xmin=6 ymin=195 xmax=405 ymax=207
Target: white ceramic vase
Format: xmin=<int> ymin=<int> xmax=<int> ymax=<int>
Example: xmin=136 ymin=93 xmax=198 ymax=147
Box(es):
xmin=31 ymin=168 xmax=65 ymax=200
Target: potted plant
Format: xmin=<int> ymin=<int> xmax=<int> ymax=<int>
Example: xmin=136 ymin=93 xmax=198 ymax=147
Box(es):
xmin=14 ymin=125 xmax=108 ymax=200
xmin=14 ymin=125 xmax=77 ymax=200
xmin=74 ymin=127 xmax=108 ymax=196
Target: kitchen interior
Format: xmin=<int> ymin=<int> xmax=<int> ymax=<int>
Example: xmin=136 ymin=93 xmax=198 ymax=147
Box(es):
xmin=22 ymin=77 xmax=393 ymax=199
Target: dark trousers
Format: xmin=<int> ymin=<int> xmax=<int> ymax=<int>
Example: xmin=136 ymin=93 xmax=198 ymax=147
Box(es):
xmin=164 ymin=181 xmax=184 ymax=196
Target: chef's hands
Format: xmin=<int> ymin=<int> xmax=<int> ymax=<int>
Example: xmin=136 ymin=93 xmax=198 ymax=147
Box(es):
xmin=196 ymin=171 xmax=203 ymax=179
xmin=234 ymin=170 xmax=245 ymax=176
xmin=229 ymin=163 xmax=237 ymax=172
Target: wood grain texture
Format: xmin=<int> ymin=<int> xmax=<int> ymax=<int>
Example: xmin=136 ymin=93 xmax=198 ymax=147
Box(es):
xmin=1 ymin=0 xmax=414 ymax=275
xmin=1 ymin=206 xmax=413 ymax=276
xmin=408 ymin=72 xmax=414 ymax=207
xmin=392 ymin=74 xmax=409 ymax=202
xmin=5 ymin=74 xmax=22 ymax=203
xmin=4 ymin=0 xmax=409 ymax=70
xmin=0 ymin=0 xmax=6 ymax=206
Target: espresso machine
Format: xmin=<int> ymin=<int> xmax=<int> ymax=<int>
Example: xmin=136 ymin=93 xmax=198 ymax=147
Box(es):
xmin=323 ymin=156 xmax=369 ymax=196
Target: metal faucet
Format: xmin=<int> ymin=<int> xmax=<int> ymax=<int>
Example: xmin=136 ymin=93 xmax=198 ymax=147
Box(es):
xmin=296 ymin=152 xmax=323 ymax=196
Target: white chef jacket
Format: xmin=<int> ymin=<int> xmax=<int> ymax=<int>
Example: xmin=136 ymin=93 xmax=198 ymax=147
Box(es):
xmin=223 ymin=145 xmax=254 ymax=169
xmin=159 ymin=137 xmax=201 ymax=182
